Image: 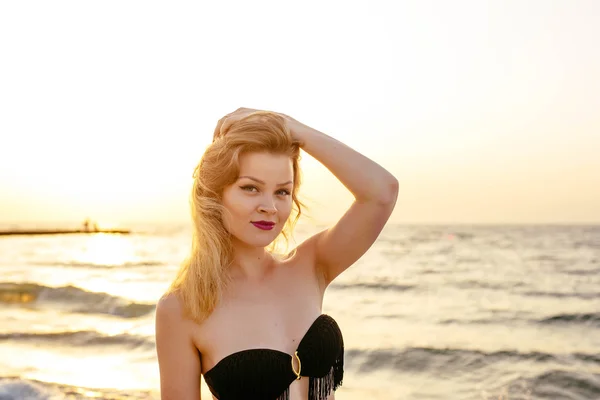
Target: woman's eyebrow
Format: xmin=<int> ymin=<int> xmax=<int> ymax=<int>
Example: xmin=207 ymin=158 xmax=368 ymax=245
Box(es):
xmin=238 ymin=176 xmax=293 ymax=186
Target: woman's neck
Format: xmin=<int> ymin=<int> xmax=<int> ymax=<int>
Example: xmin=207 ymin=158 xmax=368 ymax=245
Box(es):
xmin=229 ymin=241 xmax=275 ymax=282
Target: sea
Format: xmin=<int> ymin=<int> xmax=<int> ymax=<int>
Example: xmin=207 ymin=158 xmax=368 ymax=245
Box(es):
xmin=0 ymin=222 xmax=599 ymax=400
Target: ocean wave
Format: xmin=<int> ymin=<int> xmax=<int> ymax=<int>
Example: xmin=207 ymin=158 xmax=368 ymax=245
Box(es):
xmin=519 ymin=290 xmax=600 ymax=300
xmin=31 ymin=260 xmax=165 ymax=269
xmin=0 ymin=377 xmax=157 ymax=400
xmin=0 ymin=330 xmax=155 ymax=351
xmin=345 ymin=347 xmax=600 ymax=374
xmin=505 ymin=369 xmax=600 ymax=400
xmin=539 ymin=312 xmax=600 ymax=327
xmin=527 ymin=254 xmax=558 ymax=263
xmin=562 ymin=267 xmax=600 ymax=276
xmin=0 ymin=282 xmax=155 ymax=318
xmin=329 ymin=282 xmax=416 ymax=292
xmin=573 ymin=239 xmax=600 ymax=249
xmin=441 ymin=312 xmax=600 ymax=327
xmin=439 ymin=317 xmax=499 ymax=325
xmin=452 ymin=280 xmax=522 ymax=291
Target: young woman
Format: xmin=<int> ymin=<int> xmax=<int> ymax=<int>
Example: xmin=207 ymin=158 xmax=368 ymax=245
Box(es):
xmin=155 ymin=108 xmax=398 ymax=400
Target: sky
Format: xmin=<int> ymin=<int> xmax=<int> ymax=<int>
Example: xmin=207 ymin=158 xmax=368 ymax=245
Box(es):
xmin=0 ymin=0 xmax=599 ymax=226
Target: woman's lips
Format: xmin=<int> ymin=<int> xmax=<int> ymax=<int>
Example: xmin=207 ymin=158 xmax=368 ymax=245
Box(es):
xmin=251 ymin=222 xmax=275 ymax=230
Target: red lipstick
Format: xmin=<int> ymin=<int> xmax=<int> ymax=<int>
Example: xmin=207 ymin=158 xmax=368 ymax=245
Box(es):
xmin=251 ymin=221 xmax=275 ymax=231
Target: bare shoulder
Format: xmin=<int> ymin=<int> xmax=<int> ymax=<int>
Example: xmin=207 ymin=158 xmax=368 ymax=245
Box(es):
xmin=155 ymin=291 xmax=202 ymax=400
xmin=156 ymin=292 xmax=193 ymax=334
xmin=156 ymin=292 xmax=185 ymax=321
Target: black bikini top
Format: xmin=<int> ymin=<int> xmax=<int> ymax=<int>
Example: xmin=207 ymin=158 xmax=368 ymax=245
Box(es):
xmin=203 ymin=314 xmax=344 ymax=400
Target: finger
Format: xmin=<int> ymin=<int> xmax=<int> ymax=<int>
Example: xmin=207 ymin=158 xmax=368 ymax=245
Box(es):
xmin=219 ymin=117 xmax=234 ymax=137
xmin=213 ymin=108 xmax=259 ymax=140
xmin=212 ymin=110 xmax=238 ymax=140
xmin=213 ymin=116 xmax=226 ymax=140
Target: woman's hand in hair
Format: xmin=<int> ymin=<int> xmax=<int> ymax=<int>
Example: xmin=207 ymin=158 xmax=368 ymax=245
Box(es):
xmin=213 ymin=107 xmax=260 ymax=141
xmin=213 ymin=107 xmax=309 ymax=147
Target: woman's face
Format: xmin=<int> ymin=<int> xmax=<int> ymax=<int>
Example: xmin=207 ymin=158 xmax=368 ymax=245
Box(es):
xmin=222 ymin=151 xmax=294 ymax=248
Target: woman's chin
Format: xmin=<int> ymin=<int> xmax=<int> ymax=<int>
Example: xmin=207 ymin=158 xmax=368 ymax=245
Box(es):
xmin=239 ymin=233 xmax=281 ymax=248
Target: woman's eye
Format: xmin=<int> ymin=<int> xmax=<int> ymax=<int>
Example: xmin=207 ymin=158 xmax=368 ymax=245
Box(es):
xmin=240 ymin=186 xmax=289 ymax=196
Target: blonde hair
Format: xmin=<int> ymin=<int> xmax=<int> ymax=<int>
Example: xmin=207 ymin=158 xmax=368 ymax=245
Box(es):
xmin=165 ymin=111 xmax=304 ymax=323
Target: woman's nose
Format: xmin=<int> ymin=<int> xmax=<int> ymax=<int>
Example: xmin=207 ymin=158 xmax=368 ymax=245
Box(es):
xmin=258 ymin=201 xmax=277 ymax=214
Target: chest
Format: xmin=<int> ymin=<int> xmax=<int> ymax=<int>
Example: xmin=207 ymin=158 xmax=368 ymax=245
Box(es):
xmin=196 ymin=264 xmax=324 ymax=372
